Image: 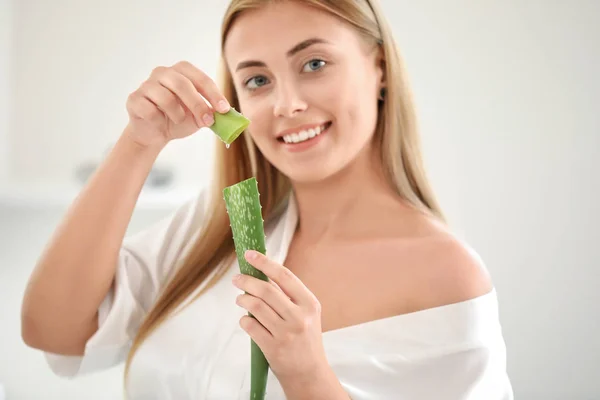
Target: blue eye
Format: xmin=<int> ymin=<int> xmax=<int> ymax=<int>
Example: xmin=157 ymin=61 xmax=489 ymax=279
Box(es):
xmin=303 ymin=59 xmax=326 ymax=72
xmin=245 ymin=75 xmax=269 ymax=90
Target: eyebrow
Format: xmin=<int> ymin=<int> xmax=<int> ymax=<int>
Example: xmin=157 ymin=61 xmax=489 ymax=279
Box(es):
xmin=235 ymin=37 xmax=330 ymax=71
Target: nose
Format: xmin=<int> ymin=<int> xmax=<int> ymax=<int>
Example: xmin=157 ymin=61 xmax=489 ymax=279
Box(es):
xmin=272 ymin=80 xmax=307 ymax=118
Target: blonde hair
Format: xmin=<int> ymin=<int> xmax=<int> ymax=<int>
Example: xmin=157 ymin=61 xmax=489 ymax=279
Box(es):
xmin=123 ymin=0 xmax=444 ymax=388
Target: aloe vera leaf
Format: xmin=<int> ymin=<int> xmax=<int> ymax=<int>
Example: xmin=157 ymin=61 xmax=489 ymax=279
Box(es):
xmin=223 ymin=177 xmax=269 ymax=400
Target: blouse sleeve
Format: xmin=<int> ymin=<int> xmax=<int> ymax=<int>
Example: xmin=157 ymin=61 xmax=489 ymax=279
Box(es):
xmin=43 ymin=188 xmax=209 ymax=378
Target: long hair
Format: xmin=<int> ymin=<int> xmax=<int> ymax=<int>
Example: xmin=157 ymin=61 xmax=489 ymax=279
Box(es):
xmin=123 ymin=0 xmax=444 ymax=387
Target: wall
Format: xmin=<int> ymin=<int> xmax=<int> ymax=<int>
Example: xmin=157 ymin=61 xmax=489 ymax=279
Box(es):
xmin=0 ymin=0 xmax=13 ymax=185
xmin=0 ymin=0 xmax=598 ymax=399
xmin=8 ymin=0 xmax=229 ymax=193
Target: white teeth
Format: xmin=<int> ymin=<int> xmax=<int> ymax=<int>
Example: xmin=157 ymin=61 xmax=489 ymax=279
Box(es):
xmin=281 ymin=124 xmax=327 ymax=144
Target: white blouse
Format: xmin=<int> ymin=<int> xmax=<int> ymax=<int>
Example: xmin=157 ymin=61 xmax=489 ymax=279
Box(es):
xmin=44 ymin=188 xmax=514 ymax=399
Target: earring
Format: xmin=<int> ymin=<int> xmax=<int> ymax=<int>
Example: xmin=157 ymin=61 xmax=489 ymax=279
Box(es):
xmin=379 ymin=87 xmax=386 ymax=101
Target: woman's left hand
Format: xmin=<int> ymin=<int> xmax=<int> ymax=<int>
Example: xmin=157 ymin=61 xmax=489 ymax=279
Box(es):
xmin=232 ymin=249 xmax=328 ymax=383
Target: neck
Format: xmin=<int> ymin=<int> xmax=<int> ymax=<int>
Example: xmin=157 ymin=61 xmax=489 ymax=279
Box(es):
xmin=290 ymin=145 xmax=400 ymax=242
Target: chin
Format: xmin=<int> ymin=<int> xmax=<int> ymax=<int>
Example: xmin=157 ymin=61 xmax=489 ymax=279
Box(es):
xmin=283 ymin=170 xmax=331 ymax=185
xmin=277 ymin=159 xmax=347 ymax=185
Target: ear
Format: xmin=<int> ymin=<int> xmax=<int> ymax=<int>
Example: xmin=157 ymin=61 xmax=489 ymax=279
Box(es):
xmin=378 ymin=48 xmax=386 ymax=81
xmin=374 ymin=44 xmax=386 ymax=92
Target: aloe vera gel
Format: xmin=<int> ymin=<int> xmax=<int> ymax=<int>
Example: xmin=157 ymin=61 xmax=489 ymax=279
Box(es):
xmin=211 ymin=107 xmax=250 ymax=146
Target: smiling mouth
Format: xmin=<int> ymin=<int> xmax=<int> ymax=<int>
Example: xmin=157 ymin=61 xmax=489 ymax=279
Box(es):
xmin=277 ymin=122 xmax=332 ymax=144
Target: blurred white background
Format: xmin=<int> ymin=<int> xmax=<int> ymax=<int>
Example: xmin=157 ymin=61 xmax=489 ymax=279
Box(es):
xmin=1 ymin=0 xmax=598 ymax=399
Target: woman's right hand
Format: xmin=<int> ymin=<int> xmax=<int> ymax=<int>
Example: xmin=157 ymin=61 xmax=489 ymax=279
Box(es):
xmin=124 ymin=61 xmax=231 ymax=148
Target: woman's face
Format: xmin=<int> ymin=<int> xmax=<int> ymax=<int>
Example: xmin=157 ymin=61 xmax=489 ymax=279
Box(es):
xmin=224 ymin=1 xmax=384 ymax=183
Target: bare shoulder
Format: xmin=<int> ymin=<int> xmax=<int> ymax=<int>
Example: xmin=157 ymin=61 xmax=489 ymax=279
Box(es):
xmin=423 ymin=231 xmax=493 ymax=301
xmin=393 ymin=210 xmax=494 ymax=310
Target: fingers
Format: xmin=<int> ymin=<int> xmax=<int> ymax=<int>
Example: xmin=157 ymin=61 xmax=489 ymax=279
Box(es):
xmin=138 ymin=81 xmax=187 ymax=124
xmin=244 ymin=250 xmax=318 ymax=310
xmin=239 ymin=315 xmax=271 ymax=351
xmin=139 ymin=61 xmax=231 ymax=129
xmin=126 ymin=93 xmax=164 ymax=122
xmin=233 ymin=273 xmax=297 ymax=321
xmin=150 ymin=65 xmax=209 ymax=128
xmin=236 ymin=293 xmax=282 ymax=335
xmin=172 ymin=61 xmax=230 ymax=114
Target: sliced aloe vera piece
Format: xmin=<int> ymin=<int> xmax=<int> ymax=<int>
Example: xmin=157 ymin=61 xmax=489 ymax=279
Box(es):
xmin=223 ymin=177 xmax=269 ymax=400
xmin=211 ymin=107 xmax=250 ymax=145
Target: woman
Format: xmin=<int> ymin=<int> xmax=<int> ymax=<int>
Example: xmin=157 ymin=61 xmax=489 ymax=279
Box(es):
xmin=21 ymin=0 xmax=514 ymax=398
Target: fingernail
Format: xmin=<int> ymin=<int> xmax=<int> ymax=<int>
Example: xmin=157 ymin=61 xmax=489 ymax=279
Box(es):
xmin=245 ymin=250 xmax=257 ymax=260
xmin=202 ymin=113 xmax=214 ymax=126
xmin=218 ymin=100 xmax=230 ymax=113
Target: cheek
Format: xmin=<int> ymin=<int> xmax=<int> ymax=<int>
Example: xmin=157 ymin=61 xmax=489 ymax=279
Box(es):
xmin=317 ymin=73 xmax=359 ymax=125
xmin=324 ymin=64 xmax=377 ymax=126
xmin=333 ymin=81 xmax=378 ymax=137
xmin=239 ymin=98 xmax=272 ymax=144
